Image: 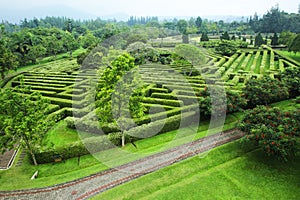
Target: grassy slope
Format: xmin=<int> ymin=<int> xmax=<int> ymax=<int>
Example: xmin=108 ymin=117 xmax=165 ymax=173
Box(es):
xmin=0 ymin=113 xmax=240 ymax=191
xmin=93 ymin=140 xmax=299 ymax=200
xmin=279 ymin=51 xmax=300 ymax=63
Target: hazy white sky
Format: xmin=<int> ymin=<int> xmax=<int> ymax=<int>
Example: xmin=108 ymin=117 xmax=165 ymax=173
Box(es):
xmin=1 ymin=0 xmax=299 ymax=16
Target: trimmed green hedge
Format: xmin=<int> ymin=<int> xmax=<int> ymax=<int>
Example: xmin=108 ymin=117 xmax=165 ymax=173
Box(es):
xmin=142 ymin=97 xmax=182 ymax=107
xmin=128 ymin=111 xmax=198 ymax=139
xmin=33 ymin=136 xmax=114 ymax=164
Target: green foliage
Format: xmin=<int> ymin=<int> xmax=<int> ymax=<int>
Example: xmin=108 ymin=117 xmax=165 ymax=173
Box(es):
xmin=278 ymin=31 xmax=296 ymax=46
xmin=271 ymin=33 xmax=279 ymax=46
xmin=239 ymin=106 xmax=299 ymax=161
xmin=200 ymin=32 xmax=209 ymax=42
xmin=174 ymin=44 xmax=205 ymax=66
xmin=33 ymin=136 xmax=113 ymax=164
xmin=0 ymin=39 xmax=18 ymax=79
xmin=195 ymin=17 xmax=202 ymax=30
xmin=243 ymin=76 xmax=289 ymax=108
xmin=0 ymin=85 xmax=53 ymax=165
xmin=196 ymin=86 xmax=247 ymax=116
xmin=254 ymin=33 xmax=264 ymax=47
xmin=215 ymin=40 xmax=238 ymax=56
xmin=177 ymin=20 xmax=188 ymax=34
xmin=289 ymin=33 xmax=300 ymax=54
xmin=281 ymin=66 xmax=300 ymax=97
xmin=220 ymin=31 xmax=230 ymax=40
xmin=96 ymin=53 xmax=146 ymax=146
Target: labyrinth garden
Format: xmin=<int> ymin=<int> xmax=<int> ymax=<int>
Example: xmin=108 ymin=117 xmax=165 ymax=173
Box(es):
xmin=2 ymin=43 xmax=299 ymax=164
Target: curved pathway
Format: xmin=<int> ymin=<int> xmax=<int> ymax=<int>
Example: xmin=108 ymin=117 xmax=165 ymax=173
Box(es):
xmin=0 ymin=129 xmax=244 ymax=200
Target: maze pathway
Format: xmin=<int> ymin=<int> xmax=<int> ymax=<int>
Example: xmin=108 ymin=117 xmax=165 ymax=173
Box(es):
xmin=0 ymin=129 xmax=243 ymax=200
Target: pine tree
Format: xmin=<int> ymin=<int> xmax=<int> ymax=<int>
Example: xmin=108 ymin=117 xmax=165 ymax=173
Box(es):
xmin=271 ymin=33 xmax=279 ymax=46
xmin=200 ymin=32 xmax=209 ymax=42
xmin=254 ymin=33 xmax=264 ymax=47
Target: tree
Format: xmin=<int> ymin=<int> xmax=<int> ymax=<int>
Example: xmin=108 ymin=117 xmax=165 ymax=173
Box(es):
xmin=200 ymin=32 xmax=209 ymax=42
xmin=254 ymin=33 xmax=264 ymax=47
xmin=27 ymin=45 xmax=46 ymax=64
xmin=96 ymin=53 xmax=145 ymax=147
xmin=281 ymin=66 xmax=300 ymax=97
xmin=271 ymin=32 xmax=279 ymax=46
xmin=80 ymin=31 xmax=98 ymax=49
xmin=243 ymin=76 xmax=289 ymax=108
xmin=220 ymin=31 xmax=230 ymax=40
xmin=0 ymin=39 xmax=18 ymax=79
xmin=239 ymin=106 xmax=299 ymax=161
xmin=215 ymin=40 xmax=238 ymax=56
xmin=195 ymin=17 xmax=202 ymax=31
xmin=62 ymin=31 xmax=79 ymax=57
xmin=177 ymin=20 xmax=189 ymax=43
xmin=0 ymin=85 xmax=53 ymax=166
xmin=278 ymin=31 xmax=296 ymax=46
xmin=289 ymin=33 xmax=300 ymax=54
xmin=174 ymin=44 xmax=205 ymax=76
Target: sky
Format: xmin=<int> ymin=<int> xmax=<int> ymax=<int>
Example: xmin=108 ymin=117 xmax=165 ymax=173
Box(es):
xmin=0 ymin=0 xmax=299 ymax=22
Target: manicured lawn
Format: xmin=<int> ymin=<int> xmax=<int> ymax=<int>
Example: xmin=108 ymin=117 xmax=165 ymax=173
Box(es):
xmin=0 ymin=112 xmax=240 ymax=191
xmin=44 ymin=120 xmax=95 ymax=147
xmin=0 ymin=98 xmax=298 ymax=191
xmin=92 ymin=141 xmax=300 ymax=200
xmin=279 ymin=51 xmax=300 ymax=63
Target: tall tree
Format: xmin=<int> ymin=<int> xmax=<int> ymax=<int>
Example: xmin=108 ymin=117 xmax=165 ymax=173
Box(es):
xmin=195 ymin=17 xmax=202 ymax=31
xmin=200 ymin=32 xmax=209 ymax=42
xmin=0 ymin=39 xmax=18 ymax=79
xmin=254 ymin=33 xmax=264 ymax=47
xmin=96 ymin=53 xmax=145 ymax=147
xmin=271 ymin=33 xmax=279 ymax=46
xmin=177 ymin=20 xmax=189 ymax=43
xmin=289 ymin=33 xmax=300 ymax=54
xmin=0 ymin=85 xmax=53 ymax=166
xmin=220 ymin=31 xmax=230 ymax=40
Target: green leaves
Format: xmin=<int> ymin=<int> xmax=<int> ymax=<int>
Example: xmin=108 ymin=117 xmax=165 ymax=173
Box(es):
xmin=0 ymin=85 xmax=53 ymax=165
xmin=239 ymin=106 xmax=299 ymax=161
xmin=243 ymin=76 xmax=289 ymax=108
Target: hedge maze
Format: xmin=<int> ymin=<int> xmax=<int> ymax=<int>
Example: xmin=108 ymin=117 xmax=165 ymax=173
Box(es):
xmin=9 ymin=48 xmax=299 ymax=133
xmin=7 ymin=48 xmax=300 ymax=163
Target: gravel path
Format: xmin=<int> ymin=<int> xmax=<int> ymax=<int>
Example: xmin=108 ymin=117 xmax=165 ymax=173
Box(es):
xmin=0 ymin=129 xmax=244 ymax=200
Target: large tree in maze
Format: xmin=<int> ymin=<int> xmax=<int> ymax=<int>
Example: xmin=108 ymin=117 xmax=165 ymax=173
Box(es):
xmin=96 ymin=53 xmax=145 ymax=147
xmin=0 ymin=84 xmax=54 ymax=166
xmin=0 ymin=27 xmax=18 ymax=79
xmin=177 ymin=20 xmax=189 ymax=44
xmin=0 ymin=40 xmax=18 ymax=79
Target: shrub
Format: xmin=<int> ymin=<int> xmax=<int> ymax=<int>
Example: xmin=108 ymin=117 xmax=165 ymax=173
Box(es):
xmin=243 ymin=76 xmax=289 ymax=108
xmin=281 ymin=66 xmax=300 ymax=97
xmin=239 ymin=106 xmax=299 ymax=161
xmin=33 ymin=136 xmax=114 ymax=164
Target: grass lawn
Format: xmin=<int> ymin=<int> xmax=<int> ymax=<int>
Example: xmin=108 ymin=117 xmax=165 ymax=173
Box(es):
xmin=279 ymin=50 xmax=300 ymax=63
xmin=0 ymin=98 xmax=298 ymax=191
xmin=0 ymin=112 xmax=240 ymax=191
xmin=93 ymin=140 xmax=300 ymax=200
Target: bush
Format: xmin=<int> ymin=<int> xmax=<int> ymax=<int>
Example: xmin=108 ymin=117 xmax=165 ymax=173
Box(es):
xmin=243 ymin=76 xmax=289 ymax=108
xmin=281 ymin=66 xmax=300 ymax=97
xmin=33 ymin=136 xmax=114 ymax=164
xmin=127 ymin=111 xmax=198 ymax=139
xmin=239 ymin=106 xmax=299 ymax=161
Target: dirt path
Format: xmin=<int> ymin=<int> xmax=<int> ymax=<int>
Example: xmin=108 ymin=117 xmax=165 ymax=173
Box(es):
xmin=0 ymin=129 xmax=244 ymax=200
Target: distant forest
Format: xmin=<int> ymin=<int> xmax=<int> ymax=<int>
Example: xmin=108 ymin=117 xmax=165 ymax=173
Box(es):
xmin=1 ymin=5 xmax=300 ymax=34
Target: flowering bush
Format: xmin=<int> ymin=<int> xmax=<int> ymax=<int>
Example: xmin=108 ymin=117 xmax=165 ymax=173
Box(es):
xmin=239 ymin=106 xmax=299 ymax=161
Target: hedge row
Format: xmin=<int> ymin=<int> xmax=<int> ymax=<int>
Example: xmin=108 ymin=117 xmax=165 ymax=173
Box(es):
xmin=136 ymin=104 xmax=198 ymax=125
xmin=65 ymin=117 xmax=120 ymax=134
xmin=32 ymin=136 xmax=115 ymax=164
xmin=222 ymin=53 xmax=239 ymax=70
xmin=250 ymin=51 xmax=261 ymax=72
xmin=142 ymin=97 xmax=182 ymax=107
xmin=127 ymin=111 xmax=198 ymax=139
